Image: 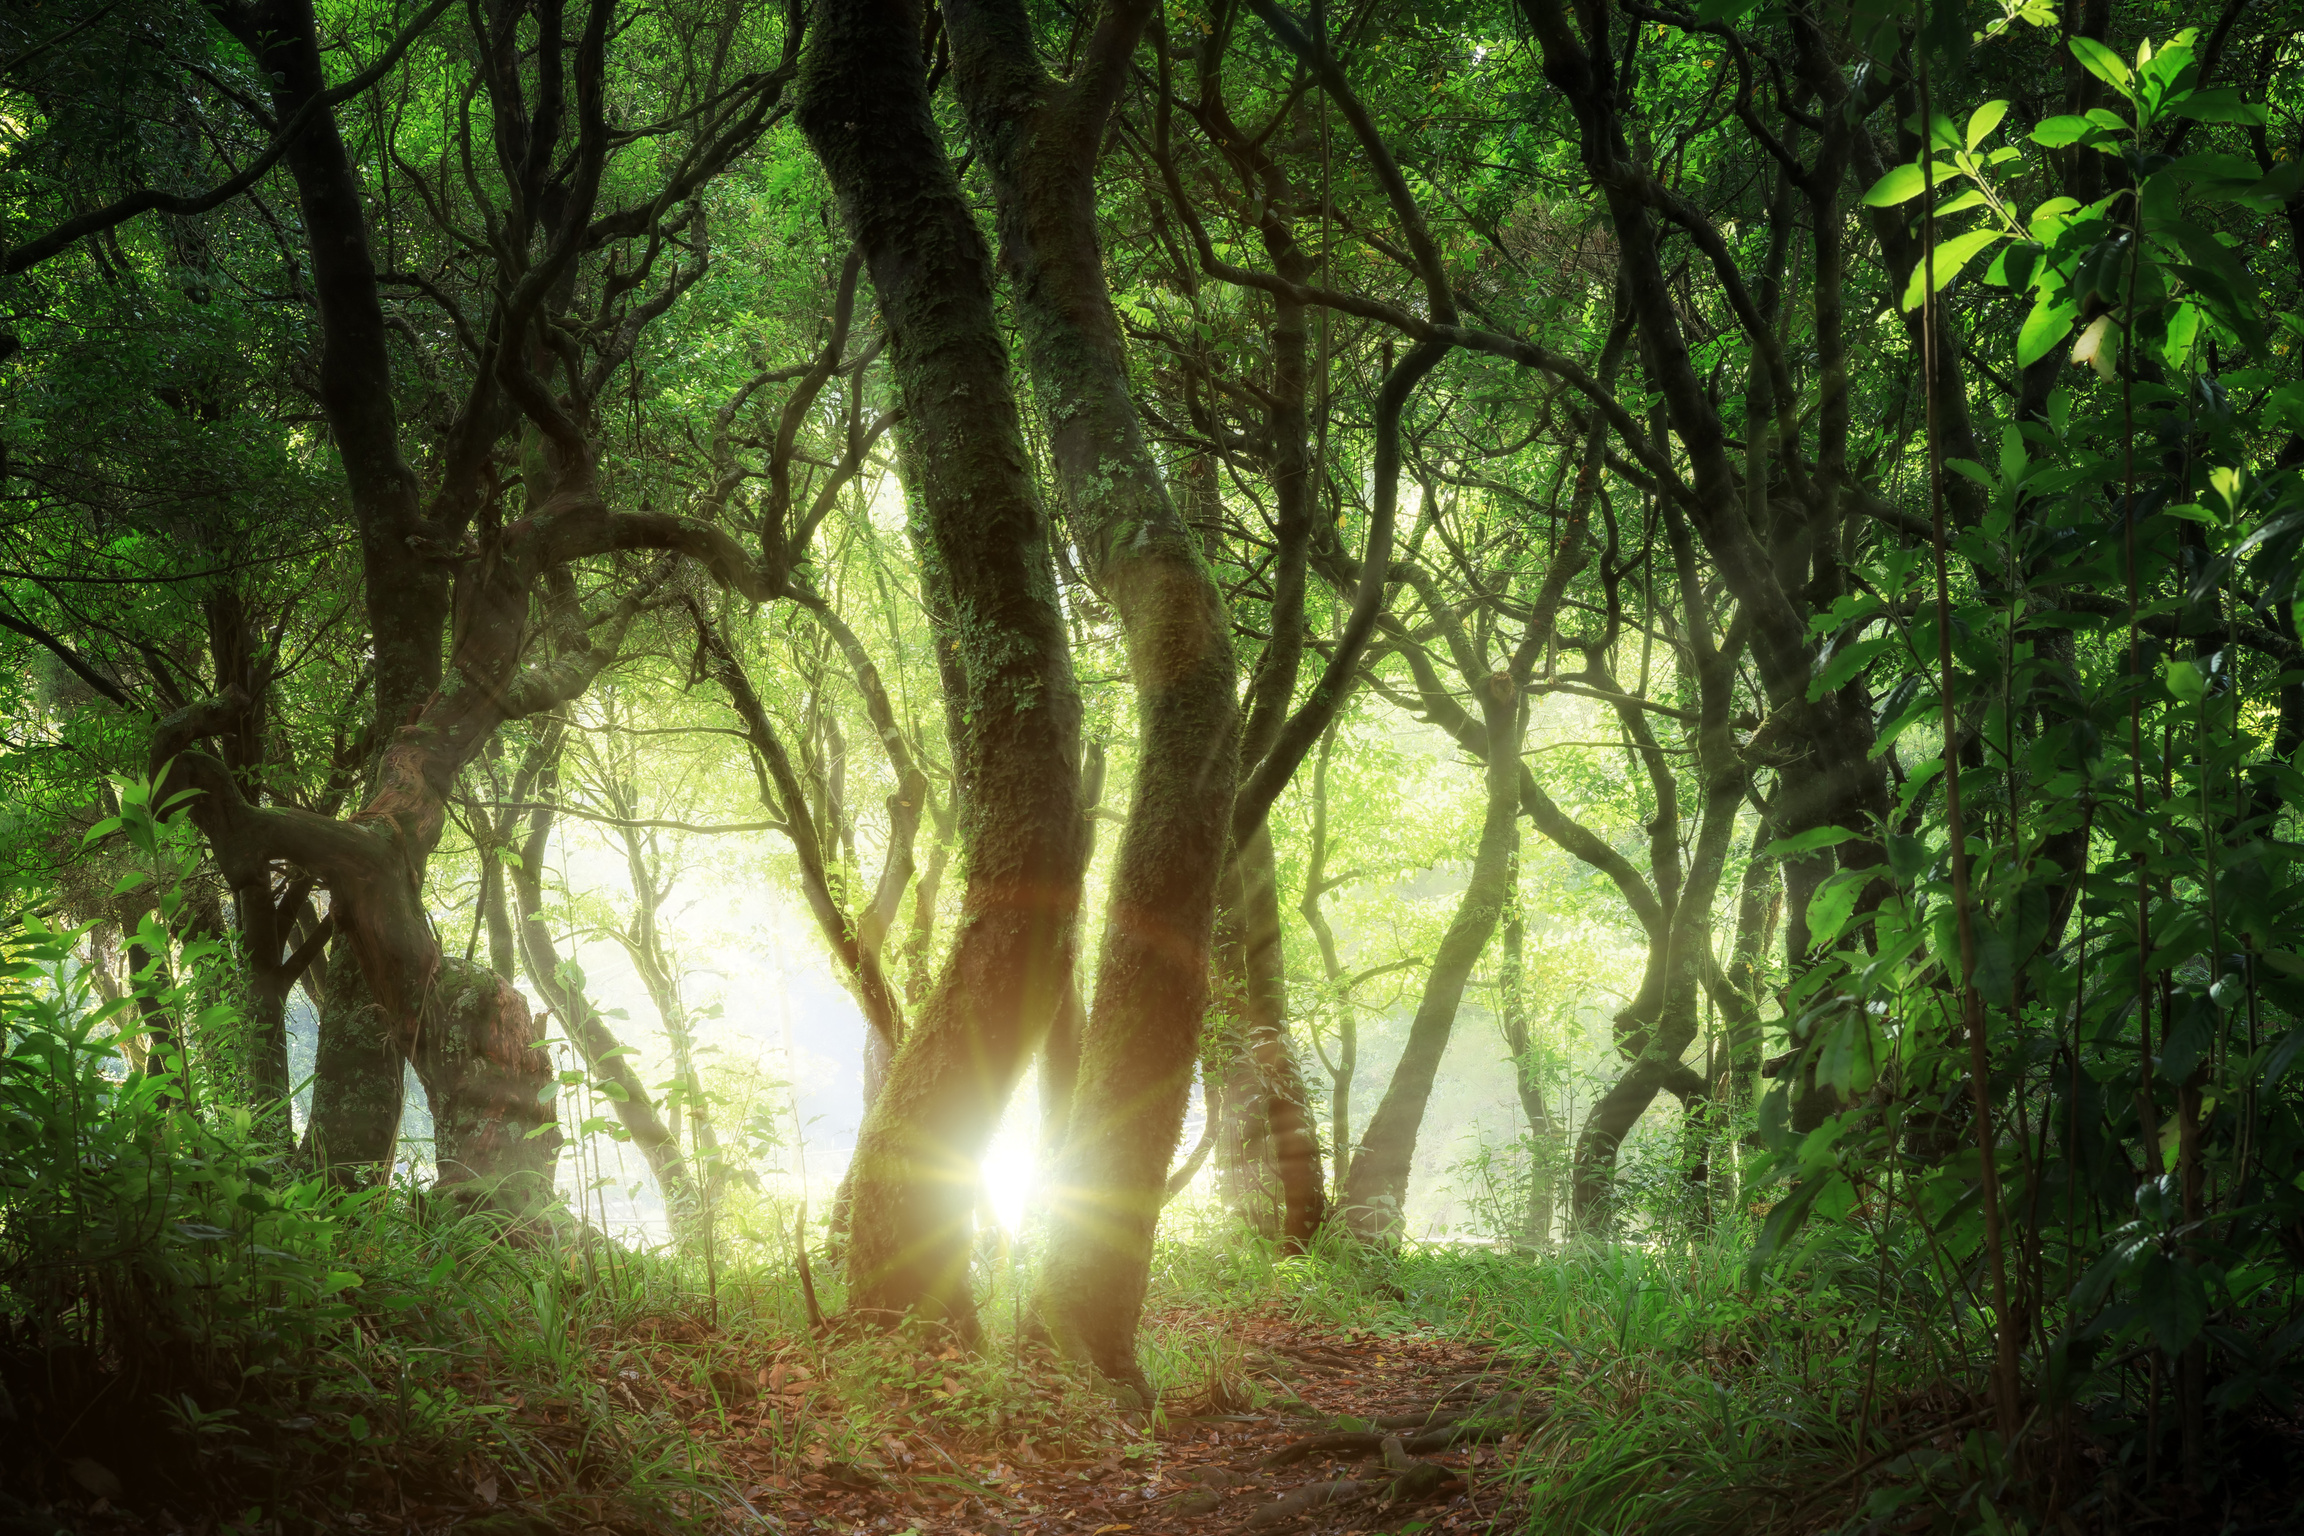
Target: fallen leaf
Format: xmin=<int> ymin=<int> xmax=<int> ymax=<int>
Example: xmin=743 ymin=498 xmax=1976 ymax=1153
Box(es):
xmin=68 ymin=1458 xmax=123 ymax=1501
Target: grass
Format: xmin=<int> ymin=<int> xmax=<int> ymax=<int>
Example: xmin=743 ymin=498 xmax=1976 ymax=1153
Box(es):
xmin=11 ymin=1151 xmax=2239 ymax=1536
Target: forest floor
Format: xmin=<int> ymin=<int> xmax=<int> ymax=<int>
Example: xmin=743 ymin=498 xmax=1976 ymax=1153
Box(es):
xmin=691 ymin=1305 xmax=1535 ymax=1536
xmin=26 ymin=1228 xmax=2304 ymax=1536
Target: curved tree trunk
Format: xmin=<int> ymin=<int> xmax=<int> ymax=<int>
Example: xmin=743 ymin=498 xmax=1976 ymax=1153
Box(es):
xmin=300 ymin=942 xmax=405 ymax=1179
xmin=796 ymin=0 xmax=1086 ymax=1335
xmin=1039 ymin=742 xmax=1107 ymax=1159
xmin=1340 ymin=688 xmax=1526 ymax=1240
xmin=417 ymin=957 xmax=561 ymax=1215
xmin=939 ymin=0 xmax=1242 ymax=1389
xmin=1496 ymin=854 xmax=1555 ymax=1247
xmin=1211 ymin=825 xmax=1326 ymax=1245
xmin=1569 ymin=508 xmax=1752 ymax=1230
xmin=503 ymin=727 xmax=697 ymax=1232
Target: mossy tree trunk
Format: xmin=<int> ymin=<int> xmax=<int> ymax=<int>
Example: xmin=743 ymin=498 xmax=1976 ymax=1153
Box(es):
xmin=147 ymin=0 xmax=794 ymax=1197
xmin=417 ymin=957 xmax=561 ymax=1213
xmin=1039 ymin=742 xmax=1107 ymax=1159
xmin=1211 ymin=826 xmax=1326 ymax=1242
xmin=796 ymin=0 xmax=1086 ymax=1335
xmin=940 ymin=0 xmax=1242 ymax=1388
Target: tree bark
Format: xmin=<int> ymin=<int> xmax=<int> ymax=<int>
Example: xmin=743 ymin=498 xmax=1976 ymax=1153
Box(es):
xmin=942 ymin=0 xmax=1243 ymax=1388
xmin=418 ymin=957 xmax=560 ymax=1213
xmin=1340 ymin=682 xmax=1526 ymax=1240
xmin=1039 ymin=741 xmax=1107 ymax=1158
xmin=1570 ymin=506 xmax=1751 ymax=1229
xmin=1496 ymin=851 xmax=1555 ymax=1247
xmin=504 ymin=725 xmax=698 ymax=1229
xmin=796 ymin=0 xmax=1086 ymax=1334
xmin=1211 ymin=825 xmax=1326 ymax=1244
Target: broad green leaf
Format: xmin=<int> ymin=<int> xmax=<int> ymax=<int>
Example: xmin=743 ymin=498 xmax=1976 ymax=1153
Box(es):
xmin=2071 ymin=313 xmax=2120 ymax=379
xmin=2136 ymin=1252 xmax=2208 ymax=1358
xmin=1971 ymin=927 xmax=2014 ymax=1007
xmin=1818 ymin=1011 xmax=1880 ymax=1096
xmin=2030 ymin=115 xmax=2095 ymax=147
xmin=1809 ymin=634 xmax=1894 ymax=698
xmin=2169 ymin=88 xmax=2267 ymax=126
xmin=1862 ymin=163 xmax=1928 ymax=207
xmin=1998 ymin=424 xmax=2028 ymax=484
xmin=2069 ymin=35 xmax=2132 ymax=94
xmin=1965 ymin=99 xmax=2010 ymax=149
xmin=2165 ymin=657 xmax=2206 ymax=703
xmin=1807 ymin=866 xmax=1882 ymax=947
xmin=1763 ymin=825 xmax=1862 ymax=858
xmin=1900 ymin=229 xmax=2004 ymax=311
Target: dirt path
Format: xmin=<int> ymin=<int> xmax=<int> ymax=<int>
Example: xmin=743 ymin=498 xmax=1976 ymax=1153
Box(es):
xmin=722 ymin=1310 xmax=1539 ymax=1535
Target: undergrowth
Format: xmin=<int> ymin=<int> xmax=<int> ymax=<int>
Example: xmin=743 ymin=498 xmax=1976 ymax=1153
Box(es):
xmin=6 ymin=829 xmax=2297 ymax=1536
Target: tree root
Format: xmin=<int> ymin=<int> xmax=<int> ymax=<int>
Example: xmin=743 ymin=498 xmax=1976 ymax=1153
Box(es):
xmin=1262 ymin=1390 xmax=1537 ymax=1466
xmin=1244 ymin=1437 xmax=1458 ymax=1528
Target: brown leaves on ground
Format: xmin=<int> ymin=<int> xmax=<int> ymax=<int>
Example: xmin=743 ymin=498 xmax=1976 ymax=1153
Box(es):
xmin=692 ymin=1305 xmax=1543 ymax=1535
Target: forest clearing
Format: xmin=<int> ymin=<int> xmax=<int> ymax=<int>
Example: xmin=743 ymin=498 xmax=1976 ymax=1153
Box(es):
xmin=4 ymin=0 xmax=2304 ymax=1529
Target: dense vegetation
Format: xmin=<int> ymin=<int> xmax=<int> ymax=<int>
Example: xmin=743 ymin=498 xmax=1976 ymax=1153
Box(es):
xmin=4 ymin=0 xmax=2304 ymax=1529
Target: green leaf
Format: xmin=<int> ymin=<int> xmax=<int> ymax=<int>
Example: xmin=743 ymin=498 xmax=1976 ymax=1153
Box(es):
xmin=1810 ymin=634 xmax=1894 ymax=698
xmin=1997 ymin=425 xmax=2028 ymax=486
xmin=2169 ymin=88 xmax=2268 ymax=126
xmin=1807 ymin=866 xmax=1882 ymax=947
xmin=1971 ymin=927 xmax=2015 ymax=1007
xmin=1965 ymin=99 xmax=2010 ymax=149
xmin=2137 ymin=1252 xmax=2209 ymax=1358
xmin=2069 ymin=35 xmax=2133 ymax=95
xmin=2165 ymin=657 xmax=2207 ymax=703
xmin=1862 ymin=163 xmax=1929 ymax=207
xmin=1763 ymin=825 xmax=1862 ymax=859
xmin=2030 ymin=115 xmax=2096 ymax=148
xmin=1900 ymin=229 xmax=2004 ymax=311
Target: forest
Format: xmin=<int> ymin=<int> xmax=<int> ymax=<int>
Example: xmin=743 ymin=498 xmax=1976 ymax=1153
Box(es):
xmin=3 ymin=0 xmax=2303 ymax=1529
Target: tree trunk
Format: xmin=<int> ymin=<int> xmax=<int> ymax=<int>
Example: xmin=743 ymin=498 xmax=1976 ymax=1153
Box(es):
xmin=1299 ymin=724 xmax=1358 ymax=1207
xmin=796 ymin=0 xmax=1087 ymax=1334
xmin=300 ymin=941 xmax=404 ymax=1179
xmin=1496 ymin=852 xmax=1554 ymax=1248
xmin=504 ymin=734 xmax=697 ymax=1231
xmin=1570 ymin=519 xmax=1751 ymax=1228
xmin=694 ymin=619 xmax=908 ymax=1107
xmin=415 ymin=957 xmax=560 ymax=1214
xmin=1211 ymin=825 xmax=1326 ymax=1245
xmin=939 ymin=0 xmax=1243 ymax=1388
xmin=1341 ymin=686 xmax=1525 ymax=1240
xmin=1039 ymin=742 xmax=1107 ymax=1159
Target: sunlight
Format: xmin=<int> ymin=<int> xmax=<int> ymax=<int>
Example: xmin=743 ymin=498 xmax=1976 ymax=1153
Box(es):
xmin=977 ymin=1096 xmax=1039 ymax=1234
